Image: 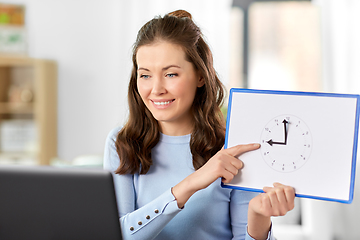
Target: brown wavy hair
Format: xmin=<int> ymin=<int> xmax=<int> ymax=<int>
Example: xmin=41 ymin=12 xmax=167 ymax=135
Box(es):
xmin=115 ymin=10 xmax=226 ymax=175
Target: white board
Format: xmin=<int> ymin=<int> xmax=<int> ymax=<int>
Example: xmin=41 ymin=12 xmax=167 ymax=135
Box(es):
xmin=222 ymin=89 xmax=360 ymax=204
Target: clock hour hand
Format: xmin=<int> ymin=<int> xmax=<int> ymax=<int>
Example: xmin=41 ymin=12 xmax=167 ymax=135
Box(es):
xmin=266 ymin=119 xmax=289 ymax=146
xmin=266 ymin=139 xmax=286 ymax=146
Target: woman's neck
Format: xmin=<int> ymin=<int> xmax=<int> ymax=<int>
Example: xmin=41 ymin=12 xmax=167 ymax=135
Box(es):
xmin=159 ymin=122 xmax=194 ymax=136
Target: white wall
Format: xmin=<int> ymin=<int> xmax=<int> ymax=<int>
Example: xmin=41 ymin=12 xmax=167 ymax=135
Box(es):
xmin=4 ymin=0 xmax=232 ymax=162
xmin=6 ymin=0 xmax=128 ymax=161
xmin=313 ymin=1 xmax=360 ymax=239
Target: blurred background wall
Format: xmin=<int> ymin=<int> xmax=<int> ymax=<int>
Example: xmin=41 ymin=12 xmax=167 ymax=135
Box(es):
xmin=1 ymin=0 xmax=360 ymax=239
xmin=2 ymin=0 xmax=232 ymax=163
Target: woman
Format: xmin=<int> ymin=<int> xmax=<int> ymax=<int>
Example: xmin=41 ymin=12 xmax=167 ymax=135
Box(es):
xmin=104 ymin=10 xmax=295 ymax=240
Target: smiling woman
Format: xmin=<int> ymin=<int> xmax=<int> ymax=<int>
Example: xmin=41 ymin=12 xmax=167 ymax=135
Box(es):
xmin=103 ymin=9 xmax=295 ymax=240
xmin=117 ymin=10 xmax=226 ymax=175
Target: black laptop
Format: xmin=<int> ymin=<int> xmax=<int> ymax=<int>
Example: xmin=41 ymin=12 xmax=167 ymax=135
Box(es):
xmin=0 ymin=165 xmax=122 ymax=240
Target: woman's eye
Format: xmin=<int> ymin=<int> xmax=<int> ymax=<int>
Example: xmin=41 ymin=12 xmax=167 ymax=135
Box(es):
xmin=140 ymin=74 xmax=150 ymax=79
xmin=166 ymin=73 xmax=178 ymax=78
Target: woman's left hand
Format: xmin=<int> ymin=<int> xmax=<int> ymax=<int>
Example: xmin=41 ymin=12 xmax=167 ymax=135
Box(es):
xmin=247 ymin=183 xmax=295 ymax=239
xmin=250 ymin=182 xmax=295 ymax=217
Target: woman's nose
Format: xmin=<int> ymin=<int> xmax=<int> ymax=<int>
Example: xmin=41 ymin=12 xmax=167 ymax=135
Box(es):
xmin=151 ymin=77 xmax=166 ymax=95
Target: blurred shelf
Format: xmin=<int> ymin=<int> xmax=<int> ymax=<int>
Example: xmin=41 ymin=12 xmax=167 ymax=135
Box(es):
xmin=0 ymin=56 xmax=57 ymax=165
xmin=0 ymin=102 xmax=34 ymax=114
xmin=0 ymin=56 xmax=33 ymax=66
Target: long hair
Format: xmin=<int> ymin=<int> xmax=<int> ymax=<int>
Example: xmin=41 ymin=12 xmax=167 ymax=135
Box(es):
xmin=115 ymin=10 xmax=226 ymax=175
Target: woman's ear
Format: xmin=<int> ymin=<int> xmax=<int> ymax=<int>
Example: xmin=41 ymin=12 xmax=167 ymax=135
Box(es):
xmin=197 ymin=76 xmax=205 ymax=87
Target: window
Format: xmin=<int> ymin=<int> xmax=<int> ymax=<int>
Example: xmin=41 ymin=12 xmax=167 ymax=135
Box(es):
xmin=229 ymin=1 xmax=322 ymax=92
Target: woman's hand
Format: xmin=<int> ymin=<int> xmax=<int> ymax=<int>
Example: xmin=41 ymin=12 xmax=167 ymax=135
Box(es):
xmin=247 ymin=183 xmax=295 ymax=240
xmin=190 ymin=143 xmax=261 ymax=190
xmin=172 ymin=143 xmax=260 ymax=208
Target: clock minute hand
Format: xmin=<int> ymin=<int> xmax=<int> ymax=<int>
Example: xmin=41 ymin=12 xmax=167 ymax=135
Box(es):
xmin=266 ymin=119 xmax=289 ymax=146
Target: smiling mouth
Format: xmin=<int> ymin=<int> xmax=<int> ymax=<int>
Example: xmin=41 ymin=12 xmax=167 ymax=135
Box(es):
xmin=152 ymin=100 xmax=175 ymax=106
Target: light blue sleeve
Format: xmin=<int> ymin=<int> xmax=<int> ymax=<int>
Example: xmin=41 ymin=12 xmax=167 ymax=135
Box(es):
xmin=103 ymin=127 xmax=182 ymax=240
xmin=230 ymin=190 xmax=275 ymax=240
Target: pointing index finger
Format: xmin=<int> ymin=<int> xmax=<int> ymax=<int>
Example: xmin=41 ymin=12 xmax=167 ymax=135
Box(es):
xmin=225 ymin=143 xmax=261 ymax=157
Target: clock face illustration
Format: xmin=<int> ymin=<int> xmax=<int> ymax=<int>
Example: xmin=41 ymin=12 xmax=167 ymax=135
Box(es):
xmin=260 ymin=115 xmax=312 ymax=173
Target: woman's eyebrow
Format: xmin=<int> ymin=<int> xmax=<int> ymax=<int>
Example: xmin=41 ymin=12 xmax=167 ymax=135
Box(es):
xmin=138 ymin=65 xmax=181 ymax=72
xmin=138 ymin=67 xmax=150 ymax=71
xmin=162 ymin=65 xmax=181 ymax=70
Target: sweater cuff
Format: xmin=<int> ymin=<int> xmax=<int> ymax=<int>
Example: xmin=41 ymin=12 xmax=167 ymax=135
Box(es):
xmin=245 ymin=223 xmax=274 ymax=240
xmin=125 ymin=188 xmax=182 ymax=235
xmin=162 ymin=188 xmax=184 ymax=214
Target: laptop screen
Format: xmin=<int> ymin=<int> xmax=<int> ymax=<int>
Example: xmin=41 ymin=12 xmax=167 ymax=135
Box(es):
xmin=0 ymin=165 xmax=122 ymax=240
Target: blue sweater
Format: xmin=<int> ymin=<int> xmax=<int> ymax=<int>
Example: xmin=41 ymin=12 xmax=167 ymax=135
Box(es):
xmin=103 ymin=127 xmax=273 ymax=240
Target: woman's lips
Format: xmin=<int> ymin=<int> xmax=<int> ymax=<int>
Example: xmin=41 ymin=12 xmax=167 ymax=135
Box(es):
xmin=151 ymin=99 xmax=175 ymax=108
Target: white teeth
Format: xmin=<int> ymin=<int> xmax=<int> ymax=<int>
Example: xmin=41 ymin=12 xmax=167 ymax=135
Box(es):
xmin=153 ymin=100 xmax=172 ymax=105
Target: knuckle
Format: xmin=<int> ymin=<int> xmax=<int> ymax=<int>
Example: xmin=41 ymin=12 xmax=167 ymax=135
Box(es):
xmin=275 ymin=188 xmax=283 ymax=195
xmin=285 ymin=186 xmax=295 ymax=193
xmin=217 ymin=154 xmax=227 ymax=162
xmin=232 ymin=160 xmax=241 ymax=169
xmin=214 ymin=153 xmax=222 ymax=161
xmin=215 ymin=163 xmax=223 ymax=172
xmin=262 ymin=193 xmax=269 ymax=201
xmin=214 ymin=157 xmax=223 ymax=165
xmin=238 ymin=160 xmax=244 ymax=169
xmin=268 ymin=191 xmax=276 ymax=198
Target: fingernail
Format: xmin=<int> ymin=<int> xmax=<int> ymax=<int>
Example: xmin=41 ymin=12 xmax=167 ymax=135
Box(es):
xmin=254 ymin=143 xmax=260 ymax=148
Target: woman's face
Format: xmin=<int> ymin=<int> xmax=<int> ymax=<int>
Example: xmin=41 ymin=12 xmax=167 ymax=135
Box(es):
xmin=136 ymin=41 xmax=204 ymax=135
